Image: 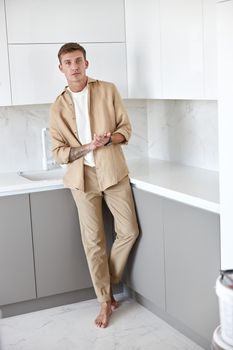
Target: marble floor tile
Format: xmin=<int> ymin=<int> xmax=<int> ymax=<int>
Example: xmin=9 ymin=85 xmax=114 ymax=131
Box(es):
xmin=0 ymin=297 xmax=204 ymax=350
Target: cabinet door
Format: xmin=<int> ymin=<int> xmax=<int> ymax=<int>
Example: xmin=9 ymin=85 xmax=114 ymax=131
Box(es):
xmin=82 ymin=43 xmax=127 ymax=98
xmin=164 ymin=199 xmax=220 ymax=342
xmin=9 ymin=42 xmax=127 ymax=105
xmin=127 ymin=188 xmax=165 ymax=311
xmin=203 ymin=0 xmax=218 ymax=99
xmin=160 ymin=0 xmax=204 ymax=99
xmin=0 ymin=1 xmax=11 ymax=106
xmin=6 ymin=0 xmax=125 ymax=43
xmin=0 ymin=195 xmax=36 ymax=306
xmin=30 ymin=189 xmax=92 ymax=298
xmin=8 ymin=44 xmax=66 ymax=105
xmin=125 ymin=0 xmax=162 ymax=98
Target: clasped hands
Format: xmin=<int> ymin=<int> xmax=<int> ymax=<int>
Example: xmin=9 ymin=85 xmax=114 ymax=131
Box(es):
xmin=89 ymin=132 xmax=111 ymax=151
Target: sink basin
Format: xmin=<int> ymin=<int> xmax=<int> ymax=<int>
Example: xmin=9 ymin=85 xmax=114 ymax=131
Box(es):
xmin=19 ymin=168 xmax=66 ymax=181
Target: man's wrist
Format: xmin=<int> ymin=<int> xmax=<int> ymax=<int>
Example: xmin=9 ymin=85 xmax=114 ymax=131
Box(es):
xmin=105 ymin=135 xmax=112 ymax=146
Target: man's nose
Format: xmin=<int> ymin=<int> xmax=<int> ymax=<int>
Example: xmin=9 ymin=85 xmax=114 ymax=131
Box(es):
xmin=71 ymin=62 xmax=79 ymax=70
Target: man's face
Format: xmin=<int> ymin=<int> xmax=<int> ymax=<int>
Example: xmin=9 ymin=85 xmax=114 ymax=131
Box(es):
xmin=59 ymin=50 xmax=89 ymax=84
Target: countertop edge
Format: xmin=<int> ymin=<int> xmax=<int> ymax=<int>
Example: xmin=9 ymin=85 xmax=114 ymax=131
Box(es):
xmin=130 ymin=178 xmax=220 ymax=214
xmin=0 ymin=177 xmax=220 ymax=214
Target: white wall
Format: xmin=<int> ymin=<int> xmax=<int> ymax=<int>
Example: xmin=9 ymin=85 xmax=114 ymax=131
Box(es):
xmin=217 ymin=0 xmax=233 ymax=270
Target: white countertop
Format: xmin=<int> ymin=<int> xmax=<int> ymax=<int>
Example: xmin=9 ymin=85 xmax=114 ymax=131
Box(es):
xmin=0 ymin=158 xmax=220 ymax=214
xmin=128 ymin=158 xmax=219 ymax=213
xmin=0 ymin=171 xmax=64 ymax=196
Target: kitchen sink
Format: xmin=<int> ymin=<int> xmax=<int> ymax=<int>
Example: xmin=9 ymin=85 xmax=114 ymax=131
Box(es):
xmin=19 ymin=168 xmax=66 ymax=181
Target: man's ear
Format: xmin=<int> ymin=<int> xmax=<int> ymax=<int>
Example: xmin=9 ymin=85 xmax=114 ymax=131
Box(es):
xmin=85 ymin=60 xmax=89 ymax=69
xmin=59 ymin=64 xmax=63 ymax=73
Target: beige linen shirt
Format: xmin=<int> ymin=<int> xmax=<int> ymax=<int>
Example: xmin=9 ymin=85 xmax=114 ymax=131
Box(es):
xmin=49 ymin=77 xmax=131 ymax=192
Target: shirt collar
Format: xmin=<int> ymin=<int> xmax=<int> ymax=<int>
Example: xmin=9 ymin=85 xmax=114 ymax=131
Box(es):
xmin=62 ymin=76 xmax=96 ymax=96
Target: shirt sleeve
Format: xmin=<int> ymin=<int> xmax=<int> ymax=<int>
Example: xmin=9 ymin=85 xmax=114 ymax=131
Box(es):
xmin=49 ymin=104 xmax=71 ymax=164
xmin=111 ymin=84 xmax=132 ymax=144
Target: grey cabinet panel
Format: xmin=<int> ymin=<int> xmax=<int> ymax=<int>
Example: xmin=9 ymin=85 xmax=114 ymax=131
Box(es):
xmin=0 ymin=195 xmax=36 ymax=305
xmin=164 ymin=199 xmax=220 ymax=342
xmin=127 ymin=188 xmax=165 ymax=310
xmin=30 ymin=189 xmax=92 ymax=298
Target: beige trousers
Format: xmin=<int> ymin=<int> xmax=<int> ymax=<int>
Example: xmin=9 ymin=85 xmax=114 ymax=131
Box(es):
xmin=71 ymin=165 xmax=139 ymax=303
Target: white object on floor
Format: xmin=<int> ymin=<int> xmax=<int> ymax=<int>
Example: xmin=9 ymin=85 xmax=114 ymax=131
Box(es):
xmin=0 ymin=297 xmax=204 ymax=350
xmin=212 ymin=326 xmax=233 ymax=350
xmin=216 ymin=275 xmax=233 ymax=346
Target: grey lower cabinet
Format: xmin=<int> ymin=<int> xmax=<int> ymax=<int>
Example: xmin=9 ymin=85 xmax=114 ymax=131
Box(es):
xmin=127 ymin=187 xmax=166 ymax=311
xmin=164 ymin=198 xmax=220 ymax=343
xmin=0 ymin=194 xmax=36 ymax=306
xmin=127 ymin=187 xmax=220 ymax=347
xmin=0 ymin=188 xmax=114 ymax=310
xmin=30 ymin=189 xmax=93 ymax=298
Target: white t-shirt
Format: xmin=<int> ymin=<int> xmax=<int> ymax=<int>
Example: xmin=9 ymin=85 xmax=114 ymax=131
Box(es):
xmin=68 ymin=86 xmax=95 ymax=167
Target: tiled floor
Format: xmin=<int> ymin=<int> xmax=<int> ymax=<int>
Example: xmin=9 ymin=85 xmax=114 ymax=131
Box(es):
xmin=0 ymin=296 xmax=204 ymax=350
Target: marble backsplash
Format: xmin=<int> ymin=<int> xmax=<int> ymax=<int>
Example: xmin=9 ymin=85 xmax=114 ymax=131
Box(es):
xmin=0 ymin=100 xmax=148 ymax=173
xmin=147 ymin=100 xmax=218 ymax=171
xmin=0 ymin=99 xmax=218 ymax=173
xmin=123 ymin=99 xmax=148 ymax=160
xmin=0 ymin=104 xmax=50 ymax=173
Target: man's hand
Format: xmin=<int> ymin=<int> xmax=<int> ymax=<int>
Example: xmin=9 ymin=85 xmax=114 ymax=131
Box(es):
xmin=89 ymin=132 xmax=111 ymax=150
xmin=69 ymin=132 xmax=111 ymax=162
xmin=69 ymin=132 xmax=125 ymax=163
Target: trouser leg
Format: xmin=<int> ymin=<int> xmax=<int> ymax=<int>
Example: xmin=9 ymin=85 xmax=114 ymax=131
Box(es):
xmin=104 ymin=176 xmax=139 ymax=284
xmin=71 ymin=169 xmax=111 ymax=303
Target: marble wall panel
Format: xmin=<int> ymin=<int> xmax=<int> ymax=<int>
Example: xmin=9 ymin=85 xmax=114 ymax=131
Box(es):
xmin=0 ymin=100 xmax=148 ymax=173
xmin=147 ymin=100 xmax=218 ymax=171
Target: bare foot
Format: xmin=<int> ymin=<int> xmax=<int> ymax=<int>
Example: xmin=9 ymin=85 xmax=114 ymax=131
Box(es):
xmin=95 ymin=301 xmax=112 ymax=328
xmin=110 ymin=285 xmax=119 ymax=310
xmin=111 ymin=296 xmax=119 ymax=310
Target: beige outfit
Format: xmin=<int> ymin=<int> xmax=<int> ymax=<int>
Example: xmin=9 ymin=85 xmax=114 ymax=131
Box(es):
xmin=49 ymin=77 xmax=139 ymax=302
xmin=49 ymin=77 xmax=131 ymax=192
xmin=71 ymin=166 xmax=138 ymax=302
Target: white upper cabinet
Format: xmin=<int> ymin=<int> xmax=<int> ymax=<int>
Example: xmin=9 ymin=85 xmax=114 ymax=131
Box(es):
xmin=5 ymin=0 xmax=125 ymax=43
xmin=0 ymin=1 xmax=11 ymax=106
xmin=4 ymin=0 xmax=217 ymax=104
xmin=125 ymin=0 xmax=218 ymax=100
xmin=8 ymin=44 xmax=66 ymax=105
xmin=5 ymin=0 xmax=127 ymax=105
xmin=9 ymin=43 xmax=127 ymax=105
xmin=125 ymin=0 xmax=162 ymax=98
xmin=203 ymin=0 xmax=218 ymax=99
xmin=160 ymin=0 xmax=204 ymax=99
xmin=84 ymin=43 xmax=127 ymax=98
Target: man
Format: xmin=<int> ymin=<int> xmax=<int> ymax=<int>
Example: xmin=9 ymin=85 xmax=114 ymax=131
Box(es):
xmin=49 ymin=42 xmax=139 ymax=328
